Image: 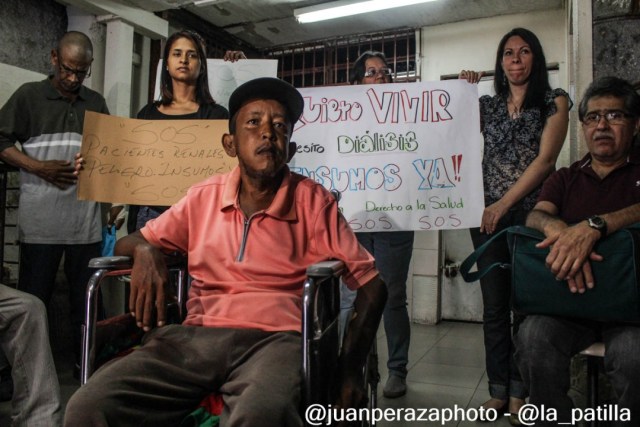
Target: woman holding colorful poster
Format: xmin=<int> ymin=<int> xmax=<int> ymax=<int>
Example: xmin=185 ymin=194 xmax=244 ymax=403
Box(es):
xmin=345 ymin=50 xmax=415 ymax=400
xmin=460 ymin=27 xmax=571 ymax=423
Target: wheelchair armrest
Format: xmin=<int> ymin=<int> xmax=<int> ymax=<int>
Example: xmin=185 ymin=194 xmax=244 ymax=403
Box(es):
xmin=82 ymin=252 xmax=188 ymax=384
xmin=88 ymin=252 xmax=186 ymax=271
xmin=306 ymin=260 xmax=345 ymax=278
xmin=88 ymin=256 xmax=133 ymax=270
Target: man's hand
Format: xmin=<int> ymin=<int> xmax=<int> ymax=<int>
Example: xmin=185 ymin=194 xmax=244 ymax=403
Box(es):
xmin=73 ymin=152 xmax=84 ymax=175
xmin=565 ymin=261 xmax=598 ymax=294
xmin=128 ymin=243 xmax=171 ymax=331
xmin=0 ymin=146 xmax=76 ymax=189
xmin=35 ymin=159 xmax=77 ymax=189
xmin=536 ymin=222 xmax=603 ymax=292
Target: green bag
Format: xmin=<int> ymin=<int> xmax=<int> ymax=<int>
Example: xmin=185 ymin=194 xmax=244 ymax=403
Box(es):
xmin=460 ymin=225 xmax=640 ymax=322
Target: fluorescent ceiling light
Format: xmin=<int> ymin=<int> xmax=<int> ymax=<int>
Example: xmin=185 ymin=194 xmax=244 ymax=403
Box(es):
xmin=294 ymin=0 xmax=438 ymax=23
xmin=192 ymin=0 xmax=222 ymax=6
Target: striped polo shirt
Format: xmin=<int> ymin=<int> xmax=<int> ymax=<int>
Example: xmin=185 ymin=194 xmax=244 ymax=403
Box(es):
xmin=0 ymin=78 xmax=108 ymax=244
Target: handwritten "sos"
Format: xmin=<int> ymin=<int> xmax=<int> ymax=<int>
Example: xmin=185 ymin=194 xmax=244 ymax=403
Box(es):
xmin=348 ymin=214 xmax=462 ymax=231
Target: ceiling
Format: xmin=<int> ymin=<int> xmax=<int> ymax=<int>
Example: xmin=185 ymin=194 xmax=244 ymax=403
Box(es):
xmin=118 ymin=0 xmax=564 ymax=49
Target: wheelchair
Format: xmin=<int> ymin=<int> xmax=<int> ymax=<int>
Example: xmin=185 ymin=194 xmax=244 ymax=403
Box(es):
xmin=80 ymin=254 xmax=379 ymax=426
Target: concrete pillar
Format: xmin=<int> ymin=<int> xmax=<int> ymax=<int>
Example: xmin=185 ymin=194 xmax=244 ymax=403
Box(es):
xmin=103 ymin=18 xmax=134 ymax=117
xmin=592 ymin=0 xmax=640 ymax=83
xmin=133 ymin=36 xmax=151 ymax=114
xmin=569 ymin=0 xmax=593 ymax=162
xmin=67 ymin=6 xmax=107 ymax=95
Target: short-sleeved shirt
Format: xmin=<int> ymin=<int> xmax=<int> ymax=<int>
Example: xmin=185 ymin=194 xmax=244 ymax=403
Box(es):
xmin=141 ymin=166 xmax=378 ymax=333
xmin=479 ymin=88 xmax=571 ymax=211
xmin=0 ymin=78 xmax=108 ymax=244
xmin=538 ymin=148 xmax=640 ymax=223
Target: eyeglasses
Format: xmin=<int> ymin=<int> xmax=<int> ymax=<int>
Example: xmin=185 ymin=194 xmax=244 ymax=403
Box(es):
xmin=57 ymin=51 xmax=91 ymax=79
xmin=59 ymin=62 xmax=91 ymax=79
xmin=363 ymin=67 xmax=392 ymax=78
xmin=582 ymin=110 xmax=632 ymax=127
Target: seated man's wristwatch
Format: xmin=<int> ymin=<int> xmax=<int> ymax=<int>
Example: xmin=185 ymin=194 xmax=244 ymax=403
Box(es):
xmin=587 ymin=215 xmax=607 ymax=238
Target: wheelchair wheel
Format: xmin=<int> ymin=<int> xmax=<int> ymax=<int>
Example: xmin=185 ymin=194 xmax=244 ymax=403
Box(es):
xmin=361 ymin=341 xmax=380 ymax=427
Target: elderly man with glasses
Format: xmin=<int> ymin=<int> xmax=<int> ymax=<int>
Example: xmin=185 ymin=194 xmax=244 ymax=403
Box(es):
xmin=0 ymin=31 xmax=110 ymax=377
xmin=516 ymin=76 xmax=640 ymax=425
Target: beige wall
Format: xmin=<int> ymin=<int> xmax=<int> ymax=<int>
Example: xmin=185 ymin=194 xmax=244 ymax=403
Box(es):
xmin=420 ymin=9 xmax=570 ymax=169
xmin=0 ymin=63 xmax=45 ymax=105
xmin=421 ymin=9 xmax=568 ymax=85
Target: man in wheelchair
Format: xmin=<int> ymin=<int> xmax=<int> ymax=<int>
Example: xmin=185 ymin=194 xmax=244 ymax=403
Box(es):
xmin=64 ymin=77 xmax=387 ymax=427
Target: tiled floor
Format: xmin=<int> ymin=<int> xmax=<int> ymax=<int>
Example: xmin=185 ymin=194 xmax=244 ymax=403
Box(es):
xmin=1 ymin=321 xmax=515 ymax=426
xmin=375 ymin=321 xmax=514 ymax=427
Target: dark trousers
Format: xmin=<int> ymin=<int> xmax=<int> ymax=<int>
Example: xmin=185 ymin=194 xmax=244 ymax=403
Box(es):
xmin=469 ymin=209 xmax=527 ymax=400
xmin=64 ymin=326 xmax=303 ymax=427
xmin=17 ymin=242 xmax=101 ymax=362
xmin=516 ymin=316 xmax=640 ymax=426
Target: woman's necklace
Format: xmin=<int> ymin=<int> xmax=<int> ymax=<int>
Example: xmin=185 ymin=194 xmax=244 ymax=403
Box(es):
xmin=508 ymin=98 xmax=523 ymax=120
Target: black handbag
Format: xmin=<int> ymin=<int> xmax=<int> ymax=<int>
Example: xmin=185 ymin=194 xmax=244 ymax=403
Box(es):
xmin=460 ymin=225 xmax=640 ymax=322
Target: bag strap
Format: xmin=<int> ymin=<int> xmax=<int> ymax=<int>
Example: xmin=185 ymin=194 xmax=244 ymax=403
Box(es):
xmin=460 ymin=228 xmax=512 ymax=283
xmin=624 ymin=222 xmax=640 ymax=231
xmin=507 ymin=225 xmax=545 ymax=240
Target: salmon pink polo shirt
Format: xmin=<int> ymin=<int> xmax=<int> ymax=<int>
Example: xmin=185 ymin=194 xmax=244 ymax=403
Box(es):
xmin=141 ymin=166 xmax=378 ymax=333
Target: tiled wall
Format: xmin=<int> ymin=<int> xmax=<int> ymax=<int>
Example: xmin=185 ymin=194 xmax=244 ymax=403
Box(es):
xmin=410 ymin=231 xmax=440 ymax=324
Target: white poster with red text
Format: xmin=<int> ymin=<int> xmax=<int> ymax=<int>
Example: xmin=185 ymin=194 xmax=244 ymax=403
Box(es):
xmin=291 ymin=80 xmax=484 ymax=232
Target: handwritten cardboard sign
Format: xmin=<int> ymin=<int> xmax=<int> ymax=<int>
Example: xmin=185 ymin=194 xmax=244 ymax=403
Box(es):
xmin=77 ymin=111 xmax=235 ymax=205
xmin=291 ymin=80 xmax=485 ymax=231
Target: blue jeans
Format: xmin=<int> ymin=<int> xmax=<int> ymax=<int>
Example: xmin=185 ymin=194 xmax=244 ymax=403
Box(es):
xmin=516 ymin=316 xmax=640 ymax=425
xmin=342 ymin=231 xmax=414 ymax=378
xmin=136 ymin=206 xmax=164 ymax=231
xmin=469 ymin=208 xmax=527 ymax=400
